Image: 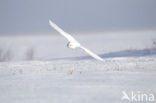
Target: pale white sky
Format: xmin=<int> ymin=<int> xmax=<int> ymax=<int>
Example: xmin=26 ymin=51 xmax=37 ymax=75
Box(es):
xmin=0 ymin=0 xmax=156 ymax=34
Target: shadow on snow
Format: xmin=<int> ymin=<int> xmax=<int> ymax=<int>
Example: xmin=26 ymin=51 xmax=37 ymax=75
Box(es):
xmin=47 ymin=48 xmax=156 ymax=61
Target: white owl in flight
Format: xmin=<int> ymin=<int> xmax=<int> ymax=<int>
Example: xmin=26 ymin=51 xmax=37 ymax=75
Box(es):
xmin=49 ymin=20 xmax=104 ymax=61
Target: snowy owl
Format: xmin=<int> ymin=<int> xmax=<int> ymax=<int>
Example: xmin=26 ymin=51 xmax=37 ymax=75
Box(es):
xmin=49 ymin=20 xmax=104 ymax=61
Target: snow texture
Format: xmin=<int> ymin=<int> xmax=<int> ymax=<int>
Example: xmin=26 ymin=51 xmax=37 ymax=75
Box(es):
xmin=0 ymin=30 xmax=156 ymax=103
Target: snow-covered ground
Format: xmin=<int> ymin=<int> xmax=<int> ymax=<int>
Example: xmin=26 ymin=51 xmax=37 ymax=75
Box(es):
xmin=0 ymin=30 xmax=156 ymax=103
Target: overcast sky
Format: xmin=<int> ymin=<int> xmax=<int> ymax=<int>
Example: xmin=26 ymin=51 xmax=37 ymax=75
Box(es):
xmin=0 ymin=0 xmax=156 ymax=34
